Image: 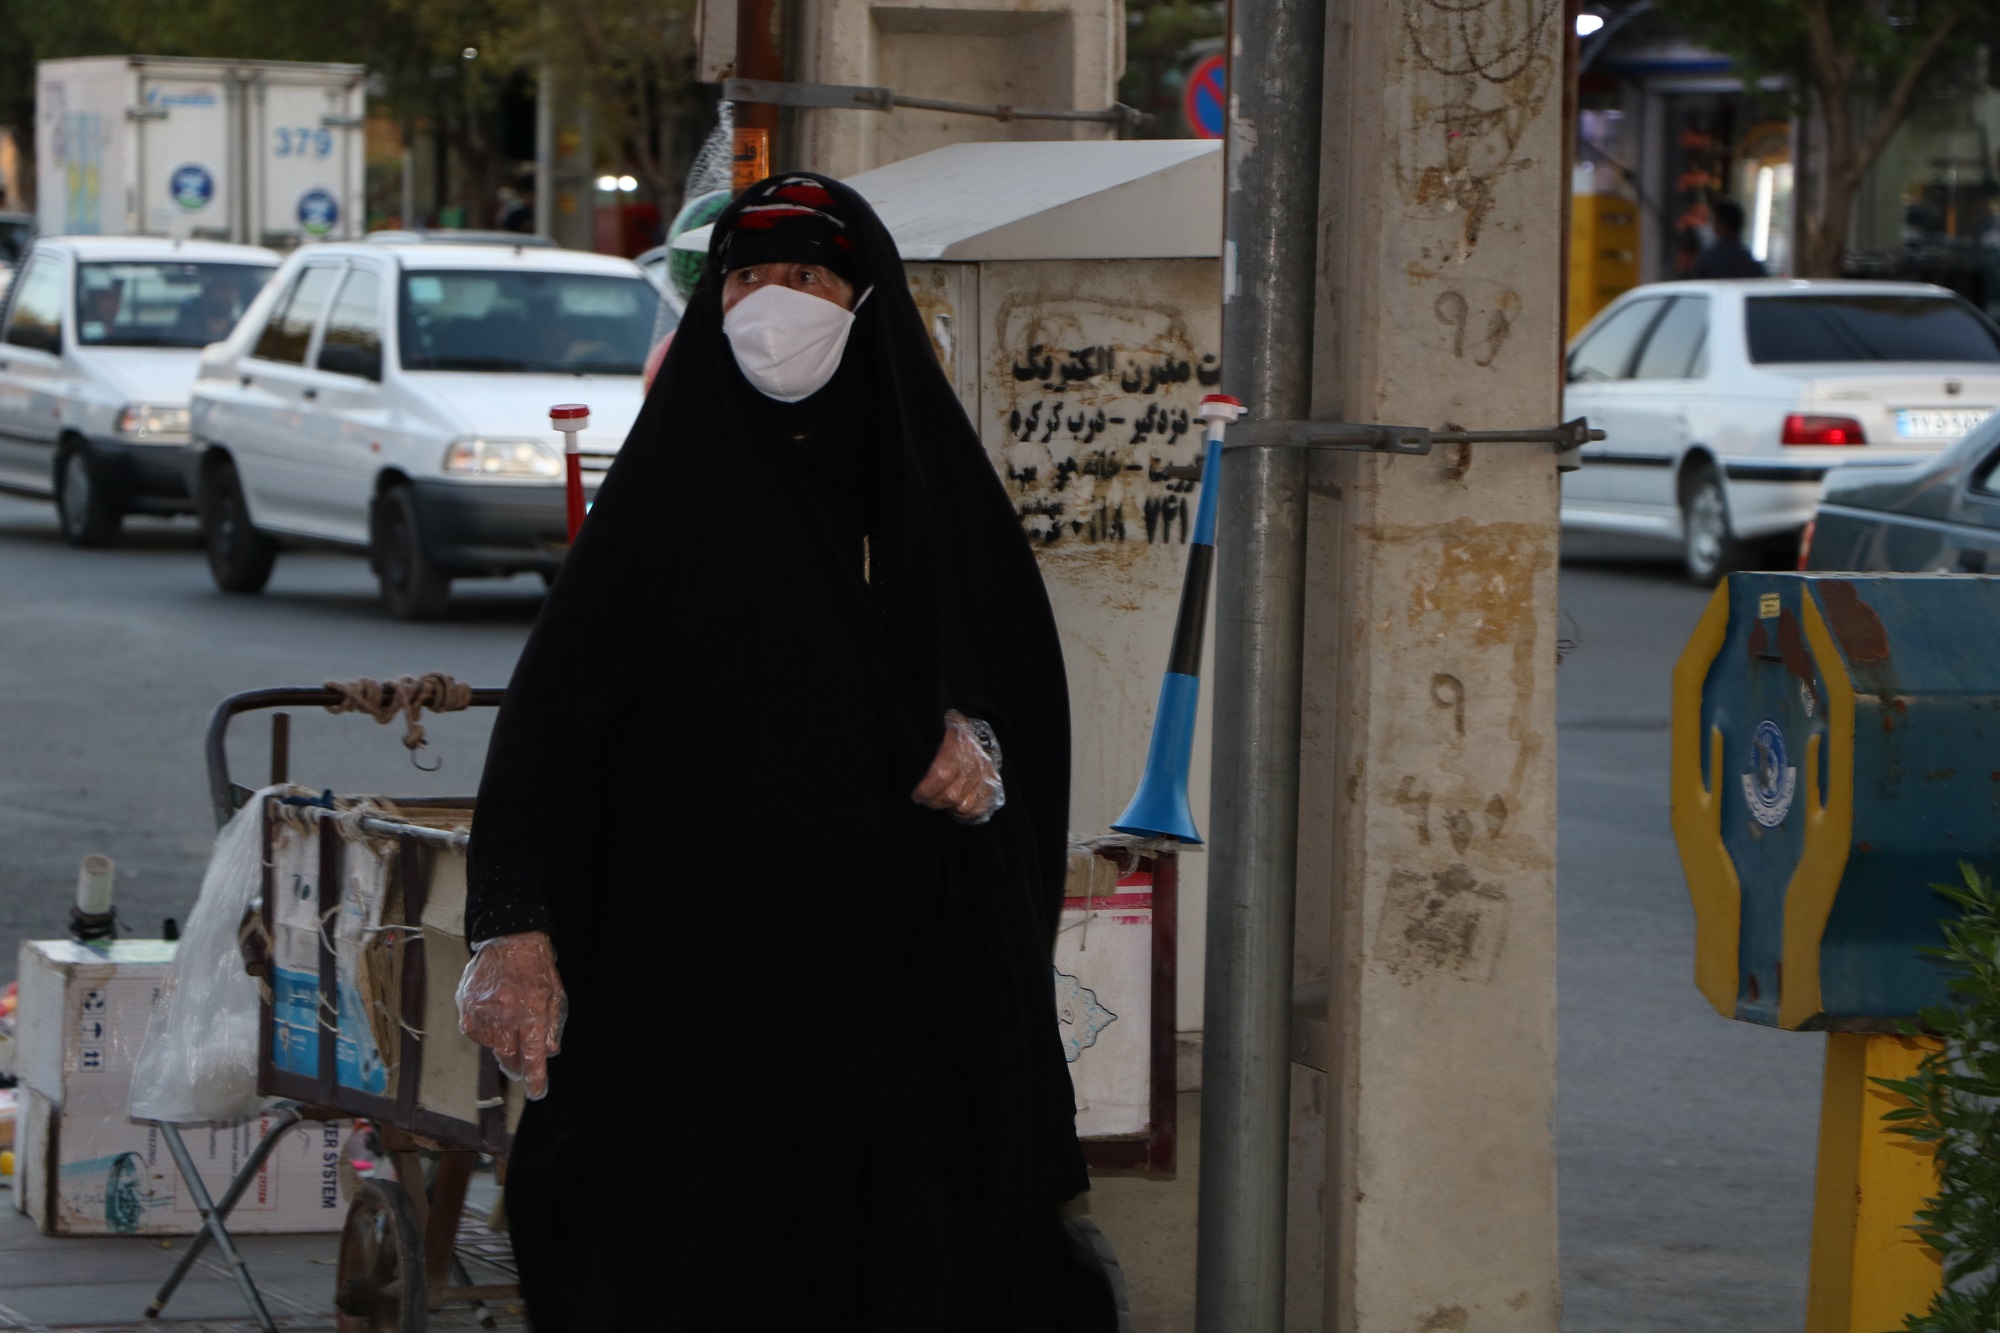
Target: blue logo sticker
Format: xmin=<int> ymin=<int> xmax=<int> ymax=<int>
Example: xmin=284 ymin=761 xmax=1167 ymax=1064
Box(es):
xmin=1742 ymin=718 xmax=1798 ymax=828
xmin=298 ymin=188 xmax=339 ymax=236
xmin=170 ymin=164 xmax=213 ymax=212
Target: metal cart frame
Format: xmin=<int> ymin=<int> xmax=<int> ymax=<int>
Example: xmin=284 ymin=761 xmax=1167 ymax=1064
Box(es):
xmin=145 ymin=685 xmax=514 ymax=1333
xmin=149 ymin=683 xmax=1179 ymax=1328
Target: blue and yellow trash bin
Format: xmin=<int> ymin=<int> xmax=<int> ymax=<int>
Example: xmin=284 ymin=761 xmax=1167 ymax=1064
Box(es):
xmin=1671 ymin=573 xmax=2000 ymax=1331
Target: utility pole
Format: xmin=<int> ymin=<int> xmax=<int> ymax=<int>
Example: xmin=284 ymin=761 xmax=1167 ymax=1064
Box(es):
xmin=534 ymin=64 xmax=555 ymax=238
xmin=1289 ymin=0 xmax=1569 ymax=1324
xmin=1194 ymin=0 xmax=1323 ymax=1324
xmin=732 ymin=0 xmax=782 ymax=183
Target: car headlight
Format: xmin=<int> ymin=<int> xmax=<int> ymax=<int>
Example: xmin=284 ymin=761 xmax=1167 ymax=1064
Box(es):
xmin=116 ymin=404 xmax=193 ymax=437
xmin=442 ymin=437 xmax=563 ymax=478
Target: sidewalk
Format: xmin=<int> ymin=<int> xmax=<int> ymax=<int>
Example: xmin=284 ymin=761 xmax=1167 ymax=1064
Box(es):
xmin=0 ymin=1177 xmax=525 ymax=1331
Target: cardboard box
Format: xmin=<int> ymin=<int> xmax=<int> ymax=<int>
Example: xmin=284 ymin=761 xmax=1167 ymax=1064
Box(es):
xmin=13 ymin=939 xmax=347 ymax=1236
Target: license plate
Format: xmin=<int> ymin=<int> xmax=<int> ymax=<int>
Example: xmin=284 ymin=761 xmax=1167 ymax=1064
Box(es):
xmin=1895 ymin=407 xmax=1991 ymax=438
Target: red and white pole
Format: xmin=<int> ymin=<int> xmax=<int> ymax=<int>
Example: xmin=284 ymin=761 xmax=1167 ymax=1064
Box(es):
xmin=550 ymin=403 xmax=590 ymax=542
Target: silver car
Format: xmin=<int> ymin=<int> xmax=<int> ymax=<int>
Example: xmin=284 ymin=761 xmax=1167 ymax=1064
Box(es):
xmin=0 ymin=236 xmax=278 ymax=545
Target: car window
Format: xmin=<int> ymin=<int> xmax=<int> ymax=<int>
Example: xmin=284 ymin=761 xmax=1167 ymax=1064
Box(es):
xmin=1746 ymin=294 xmax=2000 ymax=364
xmin=1568 ymin=299 xmax=1667 ymax=383
xmin=252 ymin=265 xmax=341 ymax=365
xmin=398 ymin=269 xmax=659 ymax=375
xmin=1970 ymin=439 xmax=2000 ymax=497
xmin=4 ymin=257 xmax=64 ymax=353
xmin=75 ymin=262 xmax=273 ymax=349
xmin=1633 ymin=296 xmax=1709 ymax=380
xmin=318 ymin=267 xmax=383 ymax=376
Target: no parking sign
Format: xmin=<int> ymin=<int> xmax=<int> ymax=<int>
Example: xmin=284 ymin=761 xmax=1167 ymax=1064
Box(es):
xmin=1183 ymin=53 xmax=1226 ymax=139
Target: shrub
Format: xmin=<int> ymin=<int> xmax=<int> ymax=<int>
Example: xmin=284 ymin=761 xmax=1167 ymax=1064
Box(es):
xmin=1882 ymin=863 xmax=2000 ymax=1332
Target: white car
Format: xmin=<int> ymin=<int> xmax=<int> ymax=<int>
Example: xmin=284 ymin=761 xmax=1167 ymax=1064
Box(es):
xmin=1561 ymin=279 xmax=2000 ymax=582
xmin=0 ymin=236 xmax=278 ymax=545
xmin=188 ymin=240 xmax=657 ymax=618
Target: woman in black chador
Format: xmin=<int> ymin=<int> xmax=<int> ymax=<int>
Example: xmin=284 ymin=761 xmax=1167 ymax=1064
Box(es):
xmin=457 ymin=173 xmax=1115 ymax=1331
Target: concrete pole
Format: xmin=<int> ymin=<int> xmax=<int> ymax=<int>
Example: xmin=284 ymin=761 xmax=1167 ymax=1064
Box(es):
xmin=1290 ymin=0 xmax=1567 ymax=1325
xmin=1194 ymin=0 xmax=1323 ymax=1324
xmin=534 ymin=64 xmax=555 ymax=239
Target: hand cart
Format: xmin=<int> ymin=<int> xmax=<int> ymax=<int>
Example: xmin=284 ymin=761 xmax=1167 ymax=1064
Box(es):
xmin=147 ymin=682 xmax=520 ymax=1333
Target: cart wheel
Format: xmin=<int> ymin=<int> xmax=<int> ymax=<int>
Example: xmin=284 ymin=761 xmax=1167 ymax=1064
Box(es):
xmin=335 ymin=1179 xmax=428 ymax=1333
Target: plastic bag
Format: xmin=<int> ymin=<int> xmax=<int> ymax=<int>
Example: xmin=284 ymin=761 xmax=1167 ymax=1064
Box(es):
xmin=456 ymin=933 xmax=567 ymax=1101
xmin=912 ymin=710 xmax=1005 ymax=825
xmin=129 ymin=788 xmax=287 ymax=1124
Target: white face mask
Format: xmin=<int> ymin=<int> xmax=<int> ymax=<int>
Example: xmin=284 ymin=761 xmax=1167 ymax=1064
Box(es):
xmin=721 ymin=282 xmax=863 ymax=403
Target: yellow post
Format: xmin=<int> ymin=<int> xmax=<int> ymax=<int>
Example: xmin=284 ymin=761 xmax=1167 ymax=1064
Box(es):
xmin=1806 ymin=1032 xmax=1944 ymax=1332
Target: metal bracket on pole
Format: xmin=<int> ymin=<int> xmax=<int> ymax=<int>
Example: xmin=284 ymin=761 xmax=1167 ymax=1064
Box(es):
xmin=1223 ymin=416 xmax=1604 ymax=458
xmin=721 ymin=77 xmax=1153 ymax=129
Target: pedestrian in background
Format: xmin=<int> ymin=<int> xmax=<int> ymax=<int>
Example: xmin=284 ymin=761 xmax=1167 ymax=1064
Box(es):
xmin=456 ymin=172 xmax=1117 ymax=1332
xmin=1692 ymin=197 xmax=1767 ymax=279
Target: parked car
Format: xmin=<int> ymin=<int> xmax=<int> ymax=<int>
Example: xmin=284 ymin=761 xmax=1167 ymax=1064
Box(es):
xmin=1804 ymin=411 xmax=2000 ymax=573
xmin=1561 ymin=279 xmax=2000 ymax=583
xmin=188 ymin=240 xmax=657 ymax=618
xmin=362 ymin=229 xmax=558 ymax=249
xmin=634 ymin=243 xmax=671 ymax=290
xmin=0 ymin=236 xmax=278 ymax=545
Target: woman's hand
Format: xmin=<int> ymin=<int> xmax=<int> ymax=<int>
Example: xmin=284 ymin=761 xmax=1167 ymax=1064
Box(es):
xmin=456 ymin=931 xmax=568 ymax=1100
xmin=911 ymin=710 xmax=1005 ymax=824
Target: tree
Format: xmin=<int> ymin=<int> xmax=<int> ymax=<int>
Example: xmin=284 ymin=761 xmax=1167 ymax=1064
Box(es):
xmin=530 ymin=0 xmax=705 ymax=202
xmin=109 ymin=0 xmax=524 ymax=226
xmin=1119 ymin=0 xmax=1224 ymax=138
xmin=1655 ymin=0 xmax=1992 ymax=276
xmin=0 ymin=0 xmax=703 ymax=227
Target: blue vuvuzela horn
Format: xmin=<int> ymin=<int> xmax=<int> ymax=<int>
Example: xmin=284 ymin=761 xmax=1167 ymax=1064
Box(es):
xmin=1111 ymin=393 xmax=1245 ymax=844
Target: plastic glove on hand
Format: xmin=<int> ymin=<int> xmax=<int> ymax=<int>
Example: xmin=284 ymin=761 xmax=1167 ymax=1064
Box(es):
xmin=911 ymin=710 xmax=1005 ymax=825
xmin=456 ymin=931 xmax=567 ymax=1100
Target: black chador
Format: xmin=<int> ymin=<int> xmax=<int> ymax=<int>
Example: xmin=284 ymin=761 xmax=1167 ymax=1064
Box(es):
xmin=464 ymin=174 xmax=1114 ymax=1331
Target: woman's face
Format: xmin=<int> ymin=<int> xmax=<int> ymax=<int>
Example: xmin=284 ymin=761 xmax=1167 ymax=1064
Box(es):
xmin=722 ymin=262 xmax=856 ymax=314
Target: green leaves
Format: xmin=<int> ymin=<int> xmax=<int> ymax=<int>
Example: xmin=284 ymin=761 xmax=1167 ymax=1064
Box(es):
xmin=1118 ymin=0 xmax=1225 ymax=137
xmin=1888 ymin=862 xmax=2000 ymax=1331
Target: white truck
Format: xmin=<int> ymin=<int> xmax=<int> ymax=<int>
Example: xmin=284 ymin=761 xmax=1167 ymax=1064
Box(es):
xmin=37 ymin=56 xmax=367 ymax=247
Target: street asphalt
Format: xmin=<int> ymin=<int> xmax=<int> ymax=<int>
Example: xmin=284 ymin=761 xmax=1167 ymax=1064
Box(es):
xmin=0 ymin=496 xmax=1823 ymax=1328
xmin=1555 ymin=536 xmax=1820 ymax=1331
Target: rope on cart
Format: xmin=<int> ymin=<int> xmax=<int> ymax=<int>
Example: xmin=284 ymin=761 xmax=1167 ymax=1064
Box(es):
xmin=321 ymin=673 xmax=476 ymax=758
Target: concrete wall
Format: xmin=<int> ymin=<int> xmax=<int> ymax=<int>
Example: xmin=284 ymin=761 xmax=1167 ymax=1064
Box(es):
xmin=792 ymin=0 xmax=1125 ymax=178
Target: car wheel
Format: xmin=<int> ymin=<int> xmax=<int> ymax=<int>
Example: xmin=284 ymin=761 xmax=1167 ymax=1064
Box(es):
xmin=54 ymin=444 xmax=122 ymax=548
xmin=200 ymin=457 xmax=278 ymax=593
xmin=373 ymin=485 xmax=451 ymax=621
xmin=1681 ymin=464 xmax=1748 ymax=587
